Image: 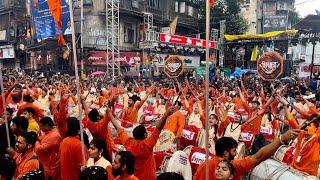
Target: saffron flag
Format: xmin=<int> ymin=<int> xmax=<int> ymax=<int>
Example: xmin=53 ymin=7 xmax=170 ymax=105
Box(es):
xmin=251 ymin=45 xmax=258 ymax=61
xmin=209 ymin=0 xmax=215 ymax=7
xmin=169 ymin=17 xmax=178 ymax=35
xmin=47 ymin=0 xmax=65 ymax=45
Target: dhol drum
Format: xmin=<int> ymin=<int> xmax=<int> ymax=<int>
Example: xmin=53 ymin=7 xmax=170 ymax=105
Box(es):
xmin=235 ymin=142 xmax=246 ymax=159
xmin=179 ymin=125 xmax=200 ymax=150
xmin=109 ymin=120 xmax=138 ymax=138
xmin=239 ymin=131 xmax=255 ymax=148
xmin=164 ymin=151 xmax=192 ymax=180
xmin=154 ymin=151 xmax=171 ymax=172
xmin=154 ymin=130 xmax=177 ymax=152
xmin=250 ymin=159 xmax=318 ymax=180
xmin=273 ymin=145 xmax=294 ymax=165
xmin=186 ymin=146 xmax=213 ymax=175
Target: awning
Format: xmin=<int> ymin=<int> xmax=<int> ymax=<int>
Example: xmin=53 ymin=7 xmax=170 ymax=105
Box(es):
xmin=224 ymin=30 xmax=298 ymax=42
xmin=293 ymin=15 xmax=320 ymax=32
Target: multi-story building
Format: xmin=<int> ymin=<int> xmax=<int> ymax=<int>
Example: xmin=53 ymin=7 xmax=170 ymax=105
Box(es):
xmin=0 ymin=0 xmax=28 ymax=68
xmin=241 ymin=0 xmax=295 ymax=34
xmin=76 ymin=0 xmax=200 ymax=48
xmin=241 ymin=0 xmax=259 ymax=34
xmin=260 ymin=0 xmax=295 ymax=33
xmin=73 ymin=0 xmax=201 ymax=70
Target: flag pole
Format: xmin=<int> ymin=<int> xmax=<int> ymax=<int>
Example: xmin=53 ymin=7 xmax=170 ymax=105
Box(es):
xmin=0 ymin=68 xmax=10 ymax=148
xmin=80 ymin=0 xmax=84 ymax=77
xmin=205 ymin=0 xmax=210 ymax=180
xmin=68 ymin=0 xmax=86 ymax=164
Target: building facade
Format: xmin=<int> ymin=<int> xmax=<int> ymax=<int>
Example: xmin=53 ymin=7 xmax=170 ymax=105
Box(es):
xmin=241 ymin=0 xmax=258 ymax=34
xmin=0 ymin=0 xmax=28 ymax=69
xmin=261 ymin=0 xmax=294 ymax=33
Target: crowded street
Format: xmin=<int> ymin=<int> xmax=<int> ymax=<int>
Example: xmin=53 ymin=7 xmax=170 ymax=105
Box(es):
xmin=0 ymin=0 xmax=320 ymax=180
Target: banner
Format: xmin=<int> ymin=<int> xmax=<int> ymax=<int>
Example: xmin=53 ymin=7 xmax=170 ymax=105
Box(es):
xmin=297 ymin=63 xmax=320 ymax=78
xmin=164 ymin=55 xmax=184 ymax=78
xmin=32 ymin=0 xmax=70 ymax=41
xmin=263 ymin=15 xmax=287 ymax=33
xmin=160 ymin=33 xmax=216 ymax=49
xmin=157 ymin=54 xmax=200 ymax=68
xmin=84 ymin=51 xmax=142 ymax=66
xmin=0 ymin=45 xmax=15 ymax=59
xmin=257 ymin=52 xmax=284 ymax=81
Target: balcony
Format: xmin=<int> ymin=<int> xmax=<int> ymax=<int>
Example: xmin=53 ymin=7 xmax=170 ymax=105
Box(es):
xmin=119 ymin=0 xmax=144 ymax=18
xmin=169 ymin=11 xmax=199 ymax=31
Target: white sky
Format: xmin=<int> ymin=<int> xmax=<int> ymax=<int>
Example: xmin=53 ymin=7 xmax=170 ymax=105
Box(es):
xmin=295 ymin=0 xmax=320 ymax=17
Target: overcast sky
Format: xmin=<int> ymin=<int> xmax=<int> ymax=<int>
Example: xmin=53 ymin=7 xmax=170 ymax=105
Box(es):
xmin=295 ymin=0 xmax=320 ymax=17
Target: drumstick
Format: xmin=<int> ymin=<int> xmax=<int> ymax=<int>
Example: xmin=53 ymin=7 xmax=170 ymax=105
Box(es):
xmin=173 ymin=92 xmax=182 ymax=106
xmin=301 ymin=116 xmax=320 ymax=130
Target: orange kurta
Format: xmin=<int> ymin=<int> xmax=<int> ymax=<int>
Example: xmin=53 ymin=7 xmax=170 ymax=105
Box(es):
xmin=164 ymin=111 xmax=186 ymax=137
xmin=122 ymin=100 xmax=144 ymax=124
xmin=34 ymin=128 xmax=62 ymax=179
xmin=287 ymin=113 xmax=320 ymax=176
xmin=14 ymin=149 xmax=40 ymax=179
xmin=83 ymin=114 xmax=115 ymax=160
xmin=193 ymin=156 xmax=254 ymax=180
xmin=60 ymin=136 xmax=88 ymax=180
xmin=117 ymin=128 xmax=161 ymax=180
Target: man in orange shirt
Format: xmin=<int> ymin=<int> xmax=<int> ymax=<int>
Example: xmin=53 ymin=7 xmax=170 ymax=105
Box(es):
xmin=112 ymin=151 xmax=139 ymax=180
xmin=110 ymin=107 xmax=177 ymax=180
xmin=121 ymin=91 xmax=150 ymax=124
xmin=164 ymin=101 xmax=185 ymax=139
xmin=194 ymin=129 xmax=301 ymax=180
xmin=10 ymin=131 xmax=40 ymax=179
xmin=35 ymin=117 xmax=62 ymax=180
xmin=280 ymin=99 xmax=320 ymax=176
xmin=60 ymin=117 xmax=88 ymax=180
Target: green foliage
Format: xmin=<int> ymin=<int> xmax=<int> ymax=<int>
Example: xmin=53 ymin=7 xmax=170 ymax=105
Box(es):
xmin=199 ymin=0 xmax=248 ymax=35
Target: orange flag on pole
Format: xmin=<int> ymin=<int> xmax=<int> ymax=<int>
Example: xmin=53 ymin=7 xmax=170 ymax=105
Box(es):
xmin=47 ymin=0 xmax=66 ymax=45
xmin=209 ymin=0 xmax=215 ymax=7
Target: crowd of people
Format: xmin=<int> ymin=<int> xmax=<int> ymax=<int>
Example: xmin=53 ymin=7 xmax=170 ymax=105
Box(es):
xmin=0 ymin=69 xmax=319 ymax=180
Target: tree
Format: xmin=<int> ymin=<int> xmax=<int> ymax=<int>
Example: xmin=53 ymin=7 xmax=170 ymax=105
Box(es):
xmin=198 ymin=0 xmax=248 ymax=35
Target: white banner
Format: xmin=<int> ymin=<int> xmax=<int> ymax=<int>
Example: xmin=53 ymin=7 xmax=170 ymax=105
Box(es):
xmin=0 ymin=30 xmax=6 ymax=41
xmin=0 ymin=45 xmax=15 ymax=59
xmin=157 ymin=54 xmax=200 ymax=68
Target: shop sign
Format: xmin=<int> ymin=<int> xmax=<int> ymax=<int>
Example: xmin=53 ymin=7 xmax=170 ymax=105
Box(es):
xmin=86 ymin=51 xmax=142 ymax=66
xmin=160 ymin=33 xmax=216 ymax=49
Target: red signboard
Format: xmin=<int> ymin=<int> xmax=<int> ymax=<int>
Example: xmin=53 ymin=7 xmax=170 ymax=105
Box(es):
xmin=159 ymin=33 xmax=216 ymax=49
xmin=83 ymin=51 xmax=142 ymax=66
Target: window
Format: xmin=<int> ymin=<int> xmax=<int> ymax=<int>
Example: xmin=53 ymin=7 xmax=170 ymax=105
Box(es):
xmin=175 ymin=1 xmax=179 ymax=12
xmin=188 ymin=6 xmax=193 ymax=16
xmin=124 ymin=24 xmax=134 ymax=44
xmin=277 ymin=2 xmax=287 ymax=10
xmin=83 ymin=0 xmax=93 ymax=6
xmin=132 ymin=0 xmax=138 ymax=8
xmin=180 ymin=2 xmax=185 ymax=13
xmin=148 ymin=0 xmax=159 ymax=8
